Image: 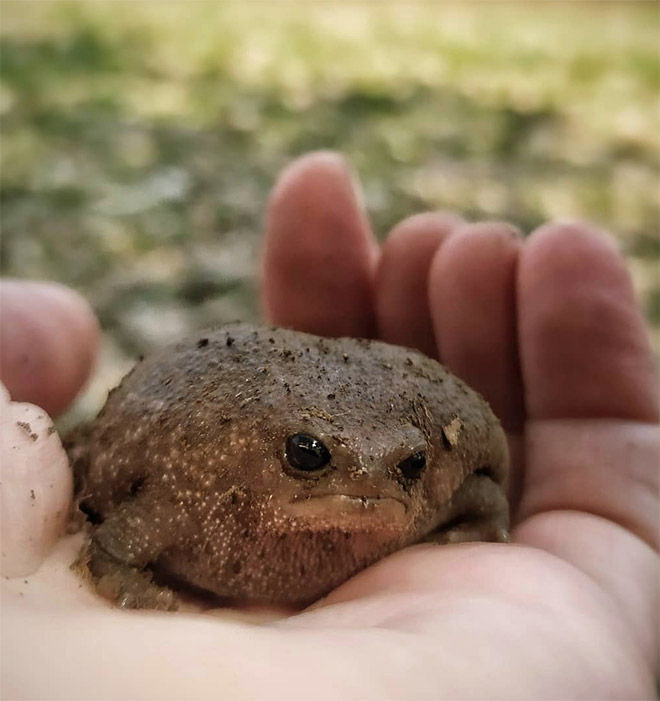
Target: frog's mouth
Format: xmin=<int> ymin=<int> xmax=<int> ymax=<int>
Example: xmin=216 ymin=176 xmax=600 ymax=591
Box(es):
xmin=286 ymin=493 xmax=408 ymax=520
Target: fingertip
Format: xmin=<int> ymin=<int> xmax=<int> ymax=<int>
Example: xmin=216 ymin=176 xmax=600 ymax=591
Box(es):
xmin=0 ymin=384 xmax=73 ymax=577
xmin=429 ymin=221 xmax=524 ymax=431
xmin=268 ymin=150 xmax=359 ymax=205
xmin=522 ymin=221 xmax=621 ymax=283
xmin=0 ymin=280 xmax=99 ymax=417
xmin=376 ymin=211 xmax=462 ymax=357
xmin=263 ymin=151 xmax=378 ymax=338
xmin=519 ymin=222 xmax=658 ymax=421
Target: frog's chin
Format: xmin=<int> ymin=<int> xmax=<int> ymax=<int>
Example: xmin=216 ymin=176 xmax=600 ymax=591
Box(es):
xmin=282 ymin=493 xmax=408 ymax=524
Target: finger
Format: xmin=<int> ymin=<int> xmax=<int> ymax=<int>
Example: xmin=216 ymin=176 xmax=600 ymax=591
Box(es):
xmin=375 ymin=212 xmax=462 ymax=358
xmin=518 ymin=222 xmax=659 ymax=422
xmin=0 ymin=383 xmax=73 ymax=577
xmin=0 ymin=280 xmax=99 ymax=417
xmin=519 ymin=419 xmax=659 ymax=550
xmin=428 ymin=222 xmax=524 ymax=433
xmin=262 ymin=151 xmax=379 ymax=338
xmin=428 ymin=223 xmax=525 ymax=510
xmin=515 ymin=221 xmax=659 ymax=651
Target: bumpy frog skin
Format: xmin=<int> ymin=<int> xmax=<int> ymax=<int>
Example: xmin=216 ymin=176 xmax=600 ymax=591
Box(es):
xmin=70 ymin=323 xmax=509 ymax=610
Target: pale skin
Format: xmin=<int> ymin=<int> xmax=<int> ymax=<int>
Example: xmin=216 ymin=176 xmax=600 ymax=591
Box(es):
xmin=1 ymin=151 xmax=658 ymax=699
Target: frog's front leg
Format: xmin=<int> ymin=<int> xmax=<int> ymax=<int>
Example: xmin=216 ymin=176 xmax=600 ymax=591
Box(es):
xmin=425 ymin=472 xmax=509 ymax=545
xmin=82 ymin=496 xmax=190 ymax=611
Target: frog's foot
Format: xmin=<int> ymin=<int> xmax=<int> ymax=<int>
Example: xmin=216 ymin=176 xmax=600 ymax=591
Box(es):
xmin=424 ymin=471 xmax=510 ymax=545
xmin=425 ymin=521 xmax=509 ymax=545
xmin=80 ymin=539 xmax=179 ymax=611
xmin=74 ymin=494 xmax=190 ymax=610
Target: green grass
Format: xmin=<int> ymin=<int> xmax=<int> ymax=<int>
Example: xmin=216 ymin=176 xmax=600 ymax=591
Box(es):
xmin=1 ymin=1 xmax=658 ymax=412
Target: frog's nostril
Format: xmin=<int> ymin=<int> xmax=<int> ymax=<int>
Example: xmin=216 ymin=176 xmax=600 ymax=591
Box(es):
xmin=397 ymin=451 xmax=427 ymax=480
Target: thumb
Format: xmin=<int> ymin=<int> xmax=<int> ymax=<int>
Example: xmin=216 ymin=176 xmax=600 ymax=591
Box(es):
xmin=0 ymin=382 xmax=73 ymax=577
xmin=0 ymin=279 xmax=99 ymax=417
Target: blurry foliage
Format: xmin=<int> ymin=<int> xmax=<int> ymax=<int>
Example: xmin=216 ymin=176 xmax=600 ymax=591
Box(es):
xmin=1 ymin=1 xmax=658 ymax=414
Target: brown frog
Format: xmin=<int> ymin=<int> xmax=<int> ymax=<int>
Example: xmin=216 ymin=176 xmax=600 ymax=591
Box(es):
xmin=70 ymin=323 xmax=509 ymax=610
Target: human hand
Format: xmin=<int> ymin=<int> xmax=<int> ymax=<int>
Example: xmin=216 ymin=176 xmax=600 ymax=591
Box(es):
xmin=2 ymin=152 xmax=658 ymax=699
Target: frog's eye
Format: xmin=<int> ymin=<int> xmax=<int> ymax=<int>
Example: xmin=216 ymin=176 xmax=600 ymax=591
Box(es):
xmin=397 ymin=451 xmax=426 ymax=480
xmin=285 ymin=433 xmax=331 ymax=473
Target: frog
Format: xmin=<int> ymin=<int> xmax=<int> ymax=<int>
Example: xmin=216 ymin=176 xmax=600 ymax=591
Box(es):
xmin=69 ymin=322 xmax=509 ymax=610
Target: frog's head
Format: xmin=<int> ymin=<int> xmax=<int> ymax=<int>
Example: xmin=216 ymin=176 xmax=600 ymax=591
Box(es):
xmin=272 ymin=416 xmax=428 ymax=533
xmin=216 ymin=396 xmax=509 ymax=606
xmin=240 ymin=389 xmax=508 ymax=549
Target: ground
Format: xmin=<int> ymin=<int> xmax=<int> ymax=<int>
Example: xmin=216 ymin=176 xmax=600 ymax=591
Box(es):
xmin=1 ymin=1 xmax=658 ymax=422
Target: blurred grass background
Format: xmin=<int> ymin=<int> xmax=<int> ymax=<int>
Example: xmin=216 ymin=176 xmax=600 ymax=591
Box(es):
xmin=1 ymin=1 xmax=658 ymax=420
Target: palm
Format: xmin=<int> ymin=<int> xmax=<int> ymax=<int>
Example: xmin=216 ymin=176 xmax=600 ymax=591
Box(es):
xmin=1 ymin=152 xmax=657 ymax=699
xmin=292 ymin=540 xmax=642 ymax=698
xmin=260 ymin=152 xmax=659 ymax=696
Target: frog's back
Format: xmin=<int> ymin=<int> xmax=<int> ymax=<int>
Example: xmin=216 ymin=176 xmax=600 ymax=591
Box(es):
xmin=77 ymin=323 xmax=505 ymax=517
